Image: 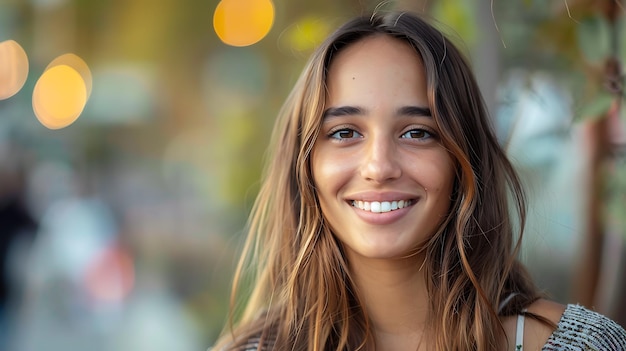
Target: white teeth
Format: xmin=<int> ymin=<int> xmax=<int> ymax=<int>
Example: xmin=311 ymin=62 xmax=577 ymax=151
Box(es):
xmin=381 ymin=202 xmax=391 ymax=212
xmin=370 ymin=202 xmax=381 ymax=212
xmin=351 ymin=200 xmax=413 ymax=213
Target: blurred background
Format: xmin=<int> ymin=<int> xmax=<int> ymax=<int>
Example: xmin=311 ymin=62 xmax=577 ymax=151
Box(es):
xmin=0 ymin=0 xmax=625 ymax=349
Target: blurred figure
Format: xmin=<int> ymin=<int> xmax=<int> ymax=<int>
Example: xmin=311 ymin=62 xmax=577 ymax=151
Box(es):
xmin=10 ymin=193 xmax=117 ymax=351
xmin=0 ymin=151 xmax=38 ymax=350
xmin=8 ymin=161 xmax=203 ymax=351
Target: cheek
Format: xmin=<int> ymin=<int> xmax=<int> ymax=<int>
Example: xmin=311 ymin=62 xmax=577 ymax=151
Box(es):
xmin=311 ymin=148 xmax=353 ymax=194
xmin=417 ymin=154 xmax=455 ymax=196
xmin=435 ymin=163 xmax=455 ymax=191
xmin=436 ymin=161 xmax=456 ymax=208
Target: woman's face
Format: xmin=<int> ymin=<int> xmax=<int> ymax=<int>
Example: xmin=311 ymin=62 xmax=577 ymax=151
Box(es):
xmin=311 ymin=35 xmax=455 ymax=261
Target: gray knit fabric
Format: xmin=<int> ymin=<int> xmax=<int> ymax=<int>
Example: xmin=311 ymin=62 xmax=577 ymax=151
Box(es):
xmin=542 ymin=304 xmax=626 ymax=351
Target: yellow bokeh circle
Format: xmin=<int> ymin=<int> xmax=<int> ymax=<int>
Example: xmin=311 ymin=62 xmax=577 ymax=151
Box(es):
xmin=0 ymin=40 xmax=29 ymax=100
xmin=33 ymin=65 xmax=87 ymax=130
xmin=46 ymin=53 xmax=93 ymax=99
xmin=283 ymin=16 xmax=331 ymax=53
xmin=213 ymin=0 xmax=274 ymax=47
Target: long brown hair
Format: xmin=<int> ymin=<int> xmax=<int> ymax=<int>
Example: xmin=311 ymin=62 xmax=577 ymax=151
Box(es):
xmin=213 ymin=11 xmax=542 ymax=351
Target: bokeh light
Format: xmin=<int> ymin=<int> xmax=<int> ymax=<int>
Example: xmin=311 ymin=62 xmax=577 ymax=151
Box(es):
xmin=281 ymin=16 xmax=330 ymax=53
xmin=33 ymin=64 xmax=87 ymax=129
xmin=83 ymin=244 xmax=135 ymax=304
xmin=213 ymin=0 xmax=274 ymax=47
xmin=0 ymin=39 xmax=29 ymax=100
xmin=46 ymin=53 xmax=93 ymax=98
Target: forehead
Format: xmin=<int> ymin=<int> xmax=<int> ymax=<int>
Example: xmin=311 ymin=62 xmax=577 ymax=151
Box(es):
xmin=327 ymin=34 xmax=422 ymax=71
xmin=324 ymin=34 xmax=428 ymax=105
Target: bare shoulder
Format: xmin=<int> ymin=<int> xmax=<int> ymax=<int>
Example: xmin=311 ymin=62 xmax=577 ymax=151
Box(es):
xmin=502 ymin=299 xmax=566 ymax=351
xmin=525 ymin=298 xmax=567 ymax=325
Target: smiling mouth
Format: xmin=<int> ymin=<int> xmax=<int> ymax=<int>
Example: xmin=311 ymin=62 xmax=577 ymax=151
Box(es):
xmin=350 ymin=199 xmax=415 ymax=213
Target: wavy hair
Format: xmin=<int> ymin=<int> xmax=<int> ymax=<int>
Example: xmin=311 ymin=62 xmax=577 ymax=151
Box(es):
xmin=214 ymin=11 xmax=542 ymax=351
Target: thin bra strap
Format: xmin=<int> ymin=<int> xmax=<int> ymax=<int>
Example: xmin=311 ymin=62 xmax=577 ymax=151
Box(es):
xmin=515 ymin=313 xmax=525 ymax=350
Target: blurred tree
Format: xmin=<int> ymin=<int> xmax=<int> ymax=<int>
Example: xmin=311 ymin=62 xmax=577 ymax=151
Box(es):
xmin=491 ymin=0 xmax=626 ymax=324
xmin=572 ymin=0 xmax=625 ymax=325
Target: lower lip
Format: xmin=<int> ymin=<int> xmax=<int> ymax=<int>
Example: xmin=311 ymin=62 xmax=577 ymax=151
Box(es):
xmin=351 ymin=202 xmax=414 ymax=225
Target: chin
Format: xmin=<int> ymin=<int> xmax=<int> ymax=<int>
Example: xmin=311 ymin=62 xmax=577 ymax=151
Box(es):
xmin=348 ymin=244 xmax=418 ymax=261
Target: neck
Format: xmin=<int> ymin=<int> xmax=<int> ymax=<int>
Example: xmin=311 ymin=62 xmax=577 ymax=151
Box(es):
xmin=347 ymin=253 xmax=430 ymax=349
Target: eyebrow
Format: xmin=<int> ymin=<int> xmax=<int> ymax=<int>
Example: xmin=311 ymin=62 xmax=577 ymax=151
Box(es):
xmin=322 ymin=106 xmax=363 ymax=119
xmin=322 ymin=105 xmax=432 ymax=120
xmin=398 ymin=106 xmax=432 ymax=117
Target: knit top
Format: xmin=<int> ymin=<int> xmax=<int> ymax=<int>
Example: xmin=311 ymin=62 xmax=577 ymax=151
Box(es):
xmin=541 ymin=304 xmax=626 ymax=350
xmin=226 ymin=304 xmax=626 ymax=350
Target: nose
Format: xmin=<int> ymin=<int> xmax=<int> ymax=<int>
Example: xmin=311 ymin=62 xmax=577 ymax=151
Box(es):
xmin=359 ymin=135 xmax=402 ymax=183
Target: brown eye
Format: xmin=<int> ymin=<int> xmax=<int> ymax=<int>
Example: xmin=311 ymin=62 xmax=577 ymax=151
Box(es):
xmin=401 ymin=129 xmax=432 ymax=139
xmin=330 ymin=129 xmax=362 ymax=140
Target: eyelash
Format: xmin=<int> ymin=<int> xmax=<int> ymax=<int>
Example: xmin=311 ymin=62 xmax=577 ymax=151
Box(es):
xmin=400 ymin=127 xmax=435 ymax=140
xmin=327 ymin=126 xmax=436 ymax=141
xmin=328 ymin=127 xmax=362 ymax=140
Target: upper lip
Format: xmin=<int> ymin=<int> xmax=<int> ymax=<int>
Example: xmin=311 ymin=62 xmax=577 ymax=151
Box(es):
xmin=345 ymin=191 xmax=419 ymax=202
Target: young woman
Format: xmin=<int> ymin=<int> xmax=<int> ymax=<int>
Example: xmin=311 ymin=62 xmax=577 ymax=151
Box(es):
xmin=213 ymin=11 xmax=626 ymax=351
